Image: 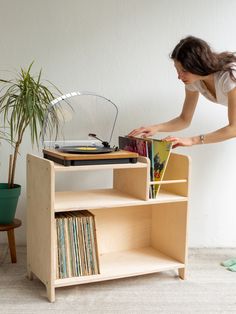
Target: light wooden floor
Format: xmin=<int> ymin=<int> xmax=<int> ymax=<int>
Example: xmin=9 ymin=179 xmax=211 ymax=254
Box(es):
xmin=1 ymin=245 xmax=236 ymax=313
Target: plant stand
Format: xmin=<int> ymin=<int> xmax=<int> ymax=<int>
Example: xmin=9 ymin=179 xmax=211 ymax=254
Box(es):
xmin=0 ymin=218 xmax=22 ymax=263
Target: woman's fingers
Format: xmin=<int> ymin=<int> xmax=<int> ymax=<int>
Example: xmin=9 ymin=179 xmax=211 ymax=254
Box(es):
xmin=162 ymin=136 xmax=179 ymax=149
xmin=128 ymin=127 xmax=151 ymax=137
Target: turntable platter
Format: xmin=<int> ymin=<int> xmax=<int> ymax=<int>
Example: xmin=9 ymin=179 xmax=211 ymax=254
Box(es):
xmin=58 ymin=146 xmax=114 ymax=154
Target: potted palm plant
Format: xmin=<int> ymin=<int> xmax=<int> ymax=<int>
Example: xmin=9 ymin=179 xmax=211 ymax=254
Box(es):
xmin=0 ymin=62 xmax=61 ymax=224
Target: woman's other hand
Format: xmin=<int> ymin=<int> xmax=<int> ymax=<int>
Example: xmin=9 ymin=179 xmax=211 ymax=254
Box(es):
xmin=163 ymin=136 xmax=194 ymax=148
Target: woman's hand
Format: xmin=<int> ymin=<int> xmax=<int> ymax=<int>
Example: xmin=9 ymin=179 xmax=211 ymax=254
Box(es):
xmin=163 ymin=136 xmax=194 ymax=148
xmin=128 ymin=125 xmax=159 ymax=138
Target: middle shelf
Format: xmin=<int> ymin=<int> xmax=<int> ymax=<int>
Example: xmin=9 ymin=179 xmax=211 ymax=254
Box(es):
xmin=54 ymin=188 xmax=188 ymax=212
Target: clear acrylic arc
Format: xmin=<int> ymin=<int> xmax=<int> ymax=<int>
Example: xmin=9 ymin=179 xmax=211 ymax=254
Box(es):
xmin=41 ymin=91 xmax=119 ymax=147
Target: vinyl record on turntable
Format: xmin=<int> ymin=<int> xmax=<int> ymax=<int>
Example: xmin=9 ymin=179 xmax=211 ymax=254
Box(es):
xmin=58 ymin=145 xmax=115 ymax=154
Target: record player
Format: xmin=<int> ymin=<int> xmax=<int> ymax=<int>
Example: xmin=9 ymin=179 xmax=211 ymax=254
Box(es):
xmin=42 ymin=91 xmax=138 ymax=166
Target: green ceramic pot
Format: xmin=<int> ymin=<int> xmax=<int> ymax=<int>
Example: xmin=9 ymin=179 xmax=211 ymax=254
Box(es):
xmin=0 ymin=183 xmax=21 ymax=224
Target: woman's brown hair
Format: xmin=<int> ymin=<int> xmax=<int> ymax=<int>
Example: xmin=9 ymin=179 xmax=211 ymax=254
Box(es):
xmin=171 ymin=36 xmax=236 ymax=81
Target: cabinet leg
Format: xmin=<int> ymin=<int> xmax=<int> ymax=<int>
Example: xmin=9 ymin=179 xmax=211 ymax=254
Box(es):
xmin=27 ymin=268 xmax=34 ymax=280
xmin=178 ymin=267 xmax=186 ymax=280
xmin=46 ymin=283 xmax=55 ymax=303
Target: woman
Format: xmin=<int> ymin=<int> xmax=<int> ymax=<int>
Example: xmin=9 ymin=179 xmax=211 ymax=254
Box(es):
xmin=129 ymin=36 xmax=236 ymax=148
xmin=128 ymin=35 xmax=236 ymax=270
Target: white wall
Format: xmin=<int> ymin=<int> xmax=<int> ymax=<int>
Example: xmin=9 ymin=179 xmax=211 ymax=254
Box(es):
xmin=1 ymin=0 xmax=236 ymax=247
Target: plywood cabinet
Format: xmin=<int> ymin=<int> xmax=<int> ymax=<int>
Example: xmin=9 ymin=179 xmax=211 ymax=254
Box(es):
xmin=27 ymin=153 xmax=190 ymax=302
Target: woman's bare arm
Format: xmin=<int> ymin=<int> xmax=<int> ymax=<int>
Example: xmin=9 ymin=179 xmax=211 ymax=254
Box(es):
xmin=128 ymin=89 xmax=199 ymax=137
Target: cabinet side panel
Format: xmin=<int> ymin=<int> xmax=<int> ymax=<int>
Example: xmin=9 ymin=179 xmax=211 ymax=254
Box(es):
xmin=151 ymin=202 xmax=188 ymax=264
xmin=161 ymin=153 xmax=190 ymax=197
xmin=27 ymin=154 xmax=55 ymax=285
xmin=113 ymin=160 xmax=149 ymax=200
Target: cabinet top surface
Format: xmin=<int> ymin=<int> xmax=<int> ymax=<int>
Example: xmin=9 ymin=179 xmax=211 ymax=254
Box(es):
xmin=53 ymin=161 xmax=148 ymax=171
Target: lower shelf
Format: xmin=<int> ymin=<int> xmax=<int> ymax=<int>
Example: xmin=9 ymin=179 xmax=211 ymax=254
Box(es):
xmin=54 ymin=247 xmax=185 ymax=287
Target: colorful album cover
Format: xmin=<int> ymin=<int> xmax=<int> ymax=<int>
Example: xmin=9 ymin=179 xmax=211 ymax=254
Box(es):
xmin=152 ymin=139 xmax=172 ymax=197
xmin=118 ymin=136 xmax=148 ymax=156
xmin=118 ymin=136 xmax=172 ymax=198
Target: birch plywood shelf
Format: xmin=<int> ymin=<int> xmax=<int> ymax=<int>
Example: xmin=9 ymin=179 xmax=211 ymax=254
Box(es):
xmin=27 ymin=152 xmax=190 ymax=302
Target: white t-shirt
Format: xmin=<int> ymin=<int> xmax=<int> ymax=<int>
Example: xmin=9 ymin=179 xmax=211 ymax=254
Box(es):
xmin=185 ymin=67 xmax=236 ymax=106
